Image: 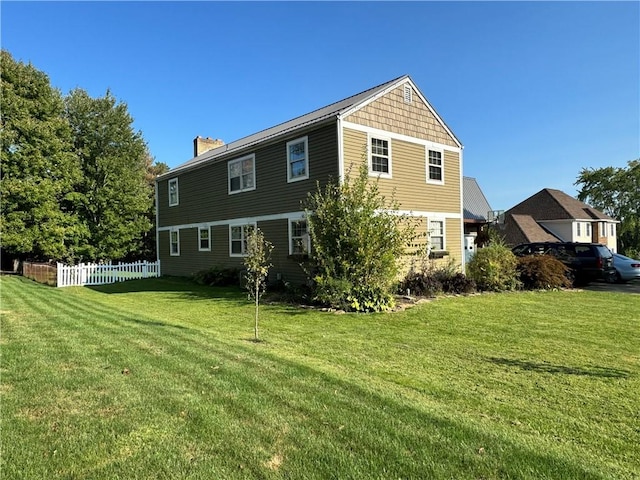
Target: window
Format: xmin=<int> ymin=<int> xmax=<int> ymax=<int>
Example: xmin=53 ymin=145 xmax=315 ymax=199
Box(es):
xmin=287 ymin=137 xmax=309 ymax=182
xmin=610 ymin=223 xmax=615 ymax=237
xmin=170 ymin=229 xmax=180 ymax=256
xmin=577 ymin=222 xmax=581 ymax=236
xmin=427 ymin=150 xmax=443 ymax=183
xmin=289 ymin=219 xmax=310 ymax=255
xmin=229 ymin=224 xmax=255 ymax=257
xmin=228 ymin=155 xmax=255 ymax=194
xmin=168 ymin=178 xmax=179 ymax=206
xmin=601 ymin=222 xmax=607 ymax=237
xmin=199 ymin=226 xmax=211 ymax=251
xmin=369 ymin=137 xmax=391 ymax=176
xmin=586 ymin=223 xmax=591 ymax=237
xmin=429 ymin=220 xmax=445 ymax=250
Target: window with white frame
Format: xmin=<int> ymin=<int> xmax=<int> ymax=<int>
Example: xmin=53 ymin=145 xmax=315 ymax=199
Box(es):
xmin=228 ymin=155 xmax=255 ymax=194
xmin=168 ymin=178 xmax=179 ymax=206
xmin=289 ymin=219 xmax=310 ymax=255
xmin=287 ymin=137 xmax=309 ymax=182
xmin=229 ymin=224 xmax=255 ymax=256
xmin=369 ymin=136 xmax=391 ymax=176
xmin=601 ymin=222 xmax=607 ymax=237
xmin=586 ymin=223 xmax=591 ymax=237
xmin=199 ymin=226 xmax=211 ymax=251
xmin=577 ymin=222 xmax=582 ymax=236
xmin=427 ymin=150 xmax=443 ymax=182
xmin=429 ymin=220 xmax=445 ymax=250
xmin=170 ymin=229 xmax=180 ymax=256
xmin=610 ymin=223 xmax=615 ymax=237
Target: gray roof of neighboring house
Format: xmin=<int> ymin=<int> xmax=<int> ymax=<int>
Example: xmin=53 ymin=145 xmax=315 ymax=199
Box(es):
xmin=506 ymin=188 xmax=616 ymax=222
xmin=463 ymin=176 xmax=492 ymax=222
xmin=159 ymin=74 xmax=462 ymax=179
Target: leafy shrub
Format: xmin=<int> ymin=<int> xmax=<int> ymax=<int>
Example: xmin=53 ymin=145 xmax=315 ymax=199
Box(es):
xmin=399 ymin=269 xmax=442 ymax=297
xmin=193 ymin=266 xmax=241 ymax=287
xmin=439 ymin=272 xmax=476 ymax=294
xmin=466 ymin=243 xmax=520 ymax=292
xmin=517 ymin=255 xmax=572 ymax=290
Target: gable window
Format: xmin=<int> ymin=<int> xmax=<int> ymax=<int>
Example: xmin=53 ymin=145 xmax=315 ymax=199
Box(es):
xmin=228 ymin=155 xmax=255 ymax=194
xmin=427 ymin=150 xmax=443 ymax=183
xmin=199 ymin=226 xmax=211 ymax=251
xmin=229 ymin=223 xmax=255 ymax=257
xmin=369 ymin=136 xmax=391 ymax=177
xmin=429 ymin=220 xmax=445 ymax=251
xmin=168 ymin=178 xmax=179 ymax=206
xmin=289 ymin=219 xmax=310 ymax=255
xmin=287 ymin=136 xmax=309 ymax=182
xmin=170 ymin=229 xmax=180 ymax=256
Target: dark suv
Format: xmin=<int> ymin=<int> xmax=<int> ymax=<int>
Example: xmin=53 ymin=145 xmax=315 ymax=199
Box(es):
xmin=512 ymin=242 xmax=616 ymax=285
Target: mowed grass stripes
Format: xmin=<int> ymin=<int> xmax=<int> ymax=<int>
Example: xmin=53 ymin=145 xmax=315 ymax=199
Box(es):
xmin=1 ymin=275 xmax=638 ymax=479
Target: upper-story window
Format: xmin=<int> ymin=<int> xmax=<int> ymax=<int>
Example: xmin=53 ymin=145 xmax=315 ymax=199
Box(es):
xmin=427 ymin=150 xmax=444 ymax=183
xmin=369 ymin=136 xmax=391 ymax=177
xmin=287 ymin=136 xmax=309 ymax=182
xmin=168 ymin=178 xmax=179 ymax=206
xmin=199 ymin=226 xmax=211 ymax=251
xmin=228 ymin=154 xmax=256 ymax=194
xmin=229 ymin=223 xmax=255 ymax=257
xmin=289 ymin=219 xmax=310 ymax=255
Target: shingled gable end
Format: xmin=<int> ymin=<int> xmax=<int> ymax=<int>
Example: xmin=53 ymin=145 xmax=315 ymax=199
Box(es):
xmin=156 ymin=76 xmax=465 ymax=283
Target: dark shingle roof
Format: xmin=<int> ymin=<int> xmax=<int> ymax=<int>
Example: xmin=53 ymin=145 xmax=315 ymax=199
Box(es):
xmin=506 ymin=188 xmax=615 ymax=221
xmin=506 ymin=214 xmax=560 ymax=245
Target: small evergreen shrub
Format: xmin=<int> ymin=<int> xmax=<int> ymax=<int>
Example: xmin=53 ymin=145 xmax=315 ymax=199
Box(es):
xmin=466 ymin=243 xmax=520 ymax=292
xmin=193 ymin=266 xmax=241 ymax=287
xmin=517 ymin=255 xmax=572 ymax=290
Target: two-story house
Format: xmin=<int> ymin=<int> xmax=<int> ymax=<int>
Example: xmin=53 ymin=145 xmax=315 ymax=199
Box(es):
xmin=501 ymin=188 xmax=618 ymax=251
xmin=155 ymin=75 xmax=464 ymax=283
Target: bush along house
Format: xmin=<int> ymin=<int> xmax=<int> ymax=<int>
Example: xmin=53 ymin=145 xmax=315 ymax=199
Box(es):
xmin=155 ymin=75 xmax=464 ymax=284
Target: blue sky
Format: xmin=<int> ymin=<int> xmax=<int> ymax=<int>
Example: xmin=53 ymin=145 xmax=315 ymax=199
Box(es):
xmin=3 ymin=1 xmax=639 ymax=210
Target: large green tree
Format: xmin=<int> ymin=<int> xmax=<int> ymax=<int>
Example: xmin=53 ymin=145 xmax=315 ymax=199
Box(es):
xmin=65 ymin=88 xmax=152 ymax=261
xmin=575 ymin=159 xmax=640 ymax=257
xmin=0 ymin=50 xmax=86 ymax=263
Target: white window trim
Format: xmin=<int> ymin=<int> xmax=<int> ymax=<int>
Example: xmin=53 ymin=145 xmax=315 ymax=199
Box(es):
xmin=228 ymin=154 xmax=256 ymax=195
xmin=170 ymin=229 xmax=180 ymax=256
xmin=198 ymin=226 xmax=211 ymax=252
xmin=428 ymin=218 xmax=446 ymax=251
xmin=286 ymin=136 xmax=309 ymax=183
xmin=368 ymin=134 xmax=392 ymax=179
xmin=168 ymin=178 xmax=179 ymax=206
xmin=426 ymin=148 xmax=445 ymax=185
xmin=576 ymin=222 xmax=581 ymax=236
xmin=288 ymin=217 xmax=311 ymax=256
xmin=228 ymin=222 xmax=257 ymax=257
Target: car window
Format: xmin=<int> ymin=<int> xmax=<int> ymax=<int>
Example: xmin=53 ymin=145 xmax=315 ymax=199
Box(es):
xmin=575 ymin=246 xmax=594 ymax=258
xmin=595 ymin=246 xmax=613 ymax=258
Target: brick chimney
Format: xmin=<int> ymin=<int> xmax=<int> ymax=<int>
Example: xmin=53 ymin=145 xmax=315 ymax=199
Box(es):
xmin=194 ymin=136 xmax=224 ymax=157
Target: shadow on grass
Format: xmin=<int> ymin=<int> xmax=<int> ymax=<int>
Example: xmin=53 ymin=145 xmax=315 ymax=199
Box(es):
xmin=487 ymin=357 xmax=630 ymax=379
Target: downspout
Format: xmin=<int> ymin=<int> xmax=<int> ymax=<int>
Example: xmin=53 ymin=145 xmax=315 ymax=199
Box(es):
xmin=155 ymin=178 xmax=161 ymax=276
xmin=459 ymin=145 xmax=465 ymax=272
xmin=336 ymin=115 xmax=345 ymax=183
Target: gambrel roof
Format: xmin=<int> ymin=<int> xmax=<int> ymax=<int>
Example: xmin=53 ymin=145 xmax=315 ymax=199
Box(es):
xmin=160 ymin=75 xmax=462 ymax=178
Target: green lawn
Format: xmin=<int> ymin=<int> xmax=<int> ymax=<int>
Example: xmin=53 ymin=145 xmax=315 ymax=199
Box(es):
xmin=1 ymin=275 xmax=638 ymax=479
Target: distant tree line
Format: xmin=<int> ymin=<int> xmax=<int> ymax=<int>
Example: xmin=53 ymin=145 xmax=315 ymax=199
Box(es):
xmin=1 ymin=50 xmax=168 ymax=268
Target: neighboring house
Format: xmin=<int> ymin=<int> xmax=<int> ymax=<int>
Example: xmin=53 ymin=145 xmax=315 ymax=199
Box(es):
xmin=501 ymin=188 xmax=618 ymax=251
xmin=463 ymin=176 xmax=492 ymax=235
xmin=156 ymin=75 xmax=464 ymax=283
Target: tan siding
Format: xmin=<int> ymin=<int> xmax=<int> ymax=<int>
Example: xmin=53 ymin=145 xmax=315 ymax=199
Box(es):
xmin=344 ymin=85 xmax=459 ymax=147
xmin=342 ymin=128 xmax=461 ymax=214
xmin=158 ymin=123 xmax=339 ymax=228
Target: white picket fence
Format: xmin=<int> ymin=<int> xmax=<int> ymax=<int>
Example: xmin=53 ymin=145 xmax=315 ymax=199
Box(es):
xmin=56 ymin=260 xmax=160 ymax=287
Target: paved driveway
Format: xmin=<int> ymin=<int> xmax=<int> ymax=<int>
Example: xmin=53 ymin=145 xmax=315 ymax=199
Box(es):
xmin=583 ymin=281 xmax=640 ymax=294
